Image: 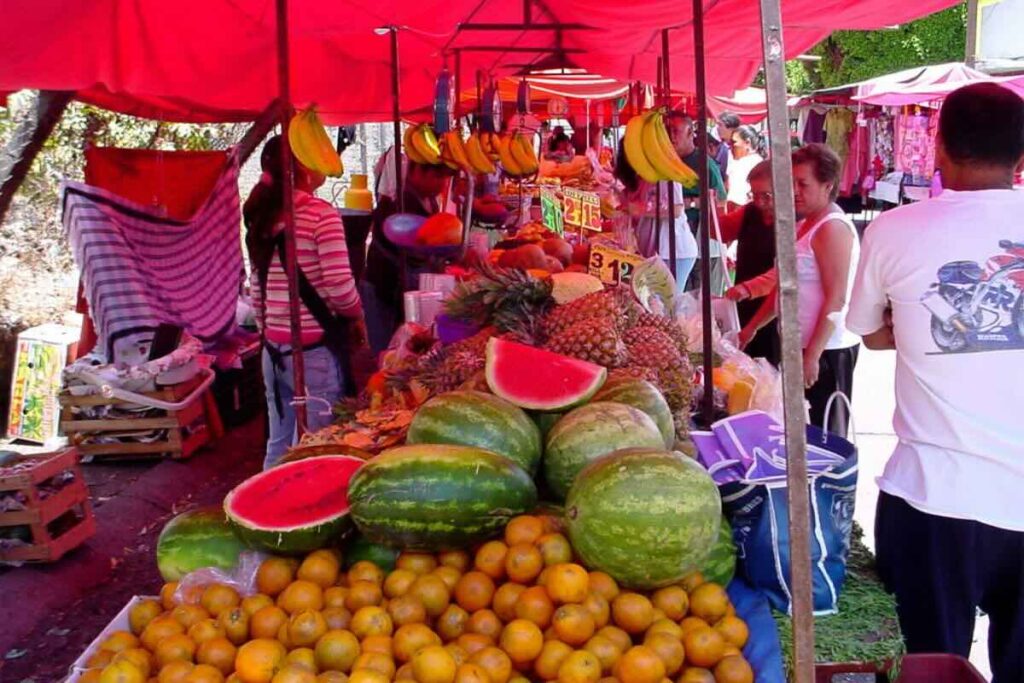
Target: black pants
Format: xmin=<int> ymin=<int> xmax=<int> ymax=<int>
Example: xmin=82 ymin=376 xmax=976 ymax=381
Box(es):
xmin=876 ymin=493 xmax=1024 ymax=683
xmin=805 ymin=344 xmax=858 ymax=439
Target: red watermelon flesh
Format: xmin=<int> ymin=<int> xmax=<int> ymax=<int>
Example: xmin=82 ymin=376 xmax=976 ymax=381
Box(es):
xmin=485 ymin=337 xmax=607 ymax=411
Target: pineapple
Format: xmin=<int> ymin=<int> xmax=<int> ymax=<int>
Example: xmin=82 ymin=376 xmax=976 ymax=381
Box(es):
xmin=541 ymin=287 xmax=639 ymax=338
xmin=544 ymin=318 xmax=628 ymax=368
xmin=625 ymin=336 xmax=693 ymax=416
xmin=444 ymin=264 xmax=553 ymax=335
xmin=629 ymin=311 xmax=689 ymax=356
xmin=411 ymin=328 xmax=493 ymax=394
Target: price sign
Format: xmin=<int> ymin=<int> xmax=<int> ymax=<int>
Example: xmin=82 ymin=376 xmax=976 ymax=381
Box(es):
xmin=539 ymin=188 xmax=564 ymax=235
xmin=562 ymin=188 xmax=602 ymax=232
xmin=588 ymin=243 xmax=646 ymax=285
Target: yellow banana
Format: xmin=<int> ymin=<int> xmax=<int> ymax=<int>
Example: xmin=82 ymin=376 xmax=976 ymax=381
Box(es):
xmin=641 ymin=111 xmax=683 ymax=183
xmin=464 ymin=132 xmax=497 ymax=174
xmin=288 ymin=107 xmax=343 ymax=177
xmin=646 ymin=111 xmax=699 ymax=187
xmin=479 ymin=131 xmax=497 ymax=160
xmin=495 ymin=134 xmax=524 ymax=176
xmin=403 ymin=125 xmax=428 ymax=164
xmin=624 ymin=113 xmax=661 ymax=183
xmin=442 ymin=131 xmax=472 ymax=171
xmin=511 ymin=133 xmax=539 ymax=174
xmin=412 ymin=124 xmax=442 ymax=165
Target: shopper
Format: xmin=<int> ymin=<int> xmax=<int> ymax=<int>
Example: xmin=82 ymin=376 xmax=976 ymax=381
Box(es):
xmin=244 ymin=136 xmax=366 ymax=469
xmin=730 ymin=143 xmax=860 ymax=437
xmin=725 ymin=126 xmax=765 ymax=212
xmin=715 ymin=111 xmax=741 ymax=182
xmin=847 ymin=82 xmax=1024 ymax=682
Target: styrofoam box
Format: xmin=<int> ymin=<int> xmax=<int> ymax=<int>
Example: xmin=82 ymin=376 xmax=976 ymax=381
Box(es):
xmin=66 ymin=595 xmax=159 ymax=682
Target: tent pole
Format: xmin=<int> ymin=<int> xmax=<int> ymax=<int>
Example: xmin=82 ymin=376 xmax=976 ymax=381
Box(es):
xmin=759 ymin=0 xmax=815 ymax=680
xmin=390 ymin=27 xmax=404 ymax=213
xmin=691 ymin=0 xmax=714 ymax=425
xmin=454 ymin=49 xmax=463 ymax=123
xmin=235 ymin=99 xmax=284 ymax=165
xmin=654 ymin=57 xmax=662 ymax=259
xmin=662 ymin=29 xmax=677 ymax=279
xmin=275 ymin=0 xmax=308 ymax=435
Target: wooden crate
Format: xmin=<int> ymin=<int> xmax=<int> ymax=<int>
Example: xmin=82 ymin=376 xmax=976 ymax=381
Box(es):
xmin=59 ymin=371 xmax=222 ymax=461
xmin=0 ymin=447 xmax=96 ymax=563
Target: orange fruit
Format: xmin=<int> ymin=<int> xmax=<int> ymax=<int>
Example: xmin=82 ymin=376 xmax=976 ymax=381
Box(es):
xmin=102 ymin=631 xmax=141 ymax=653
xmin=679 ymin=572 xmax=705 ymax=594
xmin=129 ymin=599 xmax=164 ymax=635
xmin=537 ymin=567 xmax=553 ymax=588
xmin=396 ymin=552 xmax=438 ymax=575
xmin=651 ymin=587 xmax=689 ymax=622
xmin=323 ymin=588 xmax=349 ymax=609
xmin=278 ymin=623 xmax=293 ymax=650
xmin=713 ymin=616 xmax=749 ymax=649
xmin=611 ymin=593 xmax=654 ymax=635
xmin=285 ymin=647 xmax=317 ymax=671
xmin=437 ymin=604 xmax=471 ymax=642
xmin=615 ymin=646 xmax=665 ymax=683
xmin=141 ymin=616 xmax=185 ymax=651
xmin=270 ymin=664 xmax=315 ymax=682
xmin=393 ymin=623 xmax=442 ymax=663
xmin=217 ymin=607 xmax=249 ymax=646
xmin=278 ymin=581 xmax=325 ymax=615
xmin=348 ymin=671 xmax=389 ymax=683
xmin=250 ymin=606 xmax=289 ymax=640
xmin=454 ymin=572 xmax=496 ymax=612
xmin=388 ymin=594 xmax=428 ymax=627
xmin=546 ymin=564 xmax=589 ymax=604
xmin=112 ymin=649 xmax=152 ymax=679
xmin=350 ymin=606 xmax=393 ymax=639
xmin=466 ymin=609 xmax=503 ymax=641
xmin=581 ymin=594 xmax=610 ymax=629
xmin=438 ymin=551 xmax=471 ymax=573
xmin=677 ymin=667 xmax=715 ymax=683
xmin=552 ymin=604 xmax=596 ymax=646
xmin=469 ymin=647 xmax=512 ymax=683
xmin=158 ymin=660 xmax=195 ymax=683
xmin=289 ymin=610 xmax=329 ymax=648
xmin=322 ymin=607 xmax=352 ymax=631
xmin=314 ymin=629 xmax=360 ymax=672
xmin=498 ymin=619 xmax=544 ymax=666
xmin=643 ymin=633 xmax=684 ymax=676
xmin=154 ymin=633 xmax=197 ymax=669
xmin=712 ymin=656 xmax=753 ymax=683
xmin=534 ymin=640 xmax=574 ymax=680
xmin=412 ymin=645 xmax=457 ymax=683
xmin=298 ymin=550 xmax=341 ymax=586
xmin=408 ymin=574 xmax=450 ymax=617
xmin=187 ymin=663 xmax=226 ymax=682
xmin=187 ymin=615 xmax=226 ymax=646
xmin=681 ymin=628 xmax=725 ymax=669
xmin=173 ymin=605 xmax=211 ymax=630
xmin=454 ymin=662 xmax=491 ymax=683
xmin=504 ymin=544 xmax=544 ymax=584
xmin=316 ymin=674 xmax=348 ymax=683
xmin=514 ymin=586 xmax=555 ymax=629
xmin=594 ymin=626 xmax=631 ymax=655
xmin=473 ymin=541 xmax=509 ymax=581
xmin=258 ymin=558 xmax=299 ymax=597
xmin=492 ymin=584 xmax=526 ymax=623
xmin=456 ymin=633 xmax=494 ymax=656
xmin=162 ymin=582 xmax=181 ymax=610
xmin=687 ymin=584 xmax=729 ymax=625
xmin=445 ymin=643 xmax=470 ymax=666
xmin=99 ymin=659 xmax=146 ymax=683
xmin=201 ymin=585 xmax=241 ymax=618
xmin=536 ymin=534 xmax=573 ymax=567
xmin=361 ymin=635 xmax=393 ymax=656
xmin=721 ymin=645 xmax=742 ymax=658
xmin=433 ymin=566 xmax=463 ymax=593
xmin=679 ymin=617 xmax=710 ymax=636
xmin=345 ymin=582 xmax=383 ymax=612
xmin=347 ymin=560 xmax=384 ymax=587
xmin=351 ymin=652 xmax=395 ymax=679
xmin=395 ymin=664 xmax=415 ymax=681
xmin=243 ymin=595 xmax=276 ymax=617
xmin=583 ymin=635 xmax=622 ymax=675
xmin=587 ymin=573 xmax=619 ymax=602
xmin=647 ymin=619 xmax=683 ymax=640
xmin=384 ymin=570 xmax=417 ymax=599
xmin=196 ymin=637 xmax=236 ymax=675
xmin=557 ymin=650 xmax=602 ymax=683
xmin=504 ymin=516 xmax=545 ymax=546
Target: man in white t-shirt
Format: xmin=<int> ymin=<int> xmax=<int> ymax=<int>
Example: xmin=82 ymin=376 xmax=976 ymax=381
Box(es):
xmin=847 ymin=83 xmax=1024 ymax=682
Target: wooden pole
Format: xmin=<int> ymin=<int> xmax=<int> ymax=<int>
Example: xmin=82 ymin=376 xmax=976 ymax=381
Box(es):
xmin=234 ymin=99 xmax=284 ymax=165
xmin=692 ymin=0 xmax=714 ymax=424
xmin=662 ymin=29 xmax=677 ymax=274
xmin=965 ymin=0 xmax=980 ymax=69
xmin=275 ymin=0 xmax=308 ymax=434
xmin=759 ymin=0 xmax=815 ymax=680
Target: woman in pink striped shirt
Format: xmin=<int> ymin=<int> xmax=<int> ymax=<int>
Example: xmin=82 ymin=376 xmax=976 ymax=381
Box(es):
xmin=244 ymin=136 xmax=365 ymax=468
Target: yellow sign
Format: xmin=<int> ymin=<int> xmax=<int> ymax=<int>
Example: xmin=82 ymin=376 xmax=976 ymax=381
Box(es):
xmin=562 ymin=188 xmax=602 ymax=232
xmin=588 ymin=243 xmax=646 ymax=285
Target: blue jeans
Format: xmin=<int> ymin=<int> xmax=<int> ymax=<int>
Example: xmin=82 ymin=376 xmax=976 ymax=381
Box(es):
xmin=358 ymin=280 xmax=399 ymax=357
xmin=262 ymin=344 xmax=342 ymax=469
xmin=667 ymin=258 xmax=697 ymax=291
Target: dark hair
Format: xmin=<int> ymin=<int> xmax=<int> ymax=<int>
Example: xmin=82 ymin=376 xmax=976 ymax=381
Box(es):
xmin=718 ymin=112 xmax=741 ymax=130
xmin=664 ymin=111 xmax=694 ymax=126
xmin=791 ymin=143 xmax=842 ymax=201
xmin=615 ymin=144 xmax=641 ymax=193
xmin=939 ymin=83 xmax=1024 ymax=167
xmin=734 ymin=125 xmax=764 ymax=156
xmin=747 ymin=158 xmax=773 ymax=184
xmin=243 ymin=135 xmax=296 ymax=291
xmin=408 ymin=160 xmax=455 ymax=178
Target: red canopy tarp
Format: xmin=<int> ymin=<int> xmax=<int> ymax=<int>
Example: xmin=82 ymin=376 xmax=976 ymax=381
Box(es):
xmin=853 ymin=62 xmax=1024 ymax=105
xmin=0 ymin=0 xmax=961 ymax=124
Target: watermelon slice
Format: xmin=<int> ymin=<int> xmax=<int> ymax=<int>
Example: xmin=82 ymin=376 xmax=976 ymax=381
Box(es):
xmin=224 ymin=455 xmax=364 ymax=555
xmin=485 ymin=337 xmax=607 ymax=412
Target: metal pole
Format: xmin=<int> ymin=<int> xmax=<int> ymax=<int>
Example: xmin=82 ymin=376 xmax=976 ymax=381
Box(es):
xmin=390 ymin=27 xmax=404 ymax=213
xmin=654 ymin=57 xmax=662 ymax=256
xmin=275 ymin=0 xmax=308 ymax=434
xmin=759 ymin=1 xmax=815 ymax=680
xmin=454 ymin=49 xmax=463 ymax=123
xmin=692 ymin=0 xmax=714 ymax=424
xmin=662 ymin=29 xmax=677 ymax=275
xmin=965 ymin=0 xmax=980 ymax=69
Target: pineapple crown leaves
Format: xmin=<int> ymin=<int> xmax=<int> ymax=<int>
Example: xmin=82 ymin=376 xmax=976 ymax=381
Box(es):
xmin=444 ymin=262 xmax=555 ymax=332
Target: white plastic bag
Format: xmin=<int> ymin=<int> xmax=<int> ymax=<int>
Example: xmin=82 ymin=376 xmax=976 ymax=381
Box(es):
xmin=173 ymin=550 xmax=267 ymax=602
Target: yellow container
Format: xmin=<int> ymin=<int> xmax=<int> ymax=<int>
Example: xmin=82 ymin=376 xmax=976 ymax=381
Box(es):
xmin=344 ymin=173 xmax=373 ymax=211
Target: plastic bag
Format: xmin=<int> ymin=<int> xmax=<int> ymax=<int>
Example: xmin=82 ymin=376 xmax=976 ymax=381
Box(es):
xmin=173 ymin=550 xmax=267 ymax=603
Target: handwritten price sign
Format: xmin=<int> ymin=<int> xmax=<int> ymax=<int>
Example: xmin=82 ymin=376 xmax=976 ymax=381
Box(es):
xmin=588 ymin=243 xmax=646 ymax=285
xmin=562 ymin=188 xmax=602 ymax=232
xmin=539 ymin=188 xmax=564 ymax=235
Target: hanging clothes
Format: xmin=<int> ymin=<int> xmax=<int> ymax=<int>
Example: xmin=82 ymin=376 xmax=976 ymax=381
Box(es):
xmin=803 ymin=109 xmax=827 ymax=145
xmin=824 ymin=108 xmax=855 ymax=162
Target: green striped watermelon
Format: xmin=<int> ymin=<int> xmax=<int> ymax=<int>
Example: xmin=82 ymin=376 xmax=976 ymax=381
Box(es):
xmin=530 ymin=411 xmax=564 ymax=439
xmin=224 ymin=455 xmax=364 ymax=555
xmin=406 ymin=390 xmax=542 ymax=474
xmin=565 ymin=448 xmax=721 ymax=589
xmin=543 ymin=402 xmax=665 ymax=501
xmin=156 ymin=506 xmax=248 ymax=581
xmin=485 ymin=337 xmax=606 ymax=411
xmin=344 ymin=533 xmax=400 ymax=572
xmin=592 ymin=377 xmax=675 ymax=449
xmin=349 ymin=445 xmax=538 ymax=551
xmin=702 ymin=516 xmax=736 ymax=586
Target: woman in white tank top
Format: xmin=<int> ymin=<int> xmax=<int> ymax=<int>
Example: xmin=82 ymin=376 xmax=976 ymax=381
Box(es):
xmin=725 ymin=144 xmax=860 ymax=437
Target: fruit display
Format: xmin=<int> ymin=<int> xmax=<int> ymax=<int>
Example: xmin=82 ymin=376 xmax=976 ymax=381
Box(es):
xmin=484 ymin=338 xmax=607 ymax=413
xmin=404 ymin=124 xmax=442 ymax=166
xmin=416 ymin=213 xmax=464 ymax=247
xmin=623 ymin=111 xmax=697 ymax=187
xmin=565 ymin=449 xmax=722 ymax=590
xmin=495 ymin=132 xmax=539 ymax=177
xmin=591 ymin=378 xmax=675 ymax=450
xmin=288 ymin=107 xmax=344 ymax=177
xmin=224 ymin=456 xmax=366 ymax=554
xmin=701 ymin=519 xmax=737 ymax=588
xmin=79 ymin=513 xmax=753 ymax=683
xmin=157 ymin=506 xmax=249 ymax=582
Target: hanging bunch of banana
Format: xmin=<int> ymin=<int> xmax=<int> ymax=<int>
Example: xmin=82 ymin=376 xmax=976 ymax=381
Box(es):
xmin=403 ymin=123 xmax=443 ymax=165
xmin=494 ymin=131 xmax=539 ymax=178
xmin=623 ymin=109 xmax=698 ymax=188
xmin=439 ymin=131 xmax=473 ymax=172
xmin=288 ymin=107 xmax=344 ymax=177
xmin=463 ymin=131 xmax=497 ymax=174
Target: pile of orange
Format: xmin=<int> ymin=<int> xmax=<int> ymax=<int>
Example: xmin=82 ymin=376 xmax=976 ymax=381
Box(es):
xmin=78 ymin=515 xmax=752 ymax=683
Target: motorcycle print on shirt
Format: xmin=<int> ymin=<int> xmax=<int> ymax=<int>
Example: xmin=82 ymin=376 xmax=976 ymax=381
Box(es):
xmin=921 ymin=239 xmax=1024 ymax=353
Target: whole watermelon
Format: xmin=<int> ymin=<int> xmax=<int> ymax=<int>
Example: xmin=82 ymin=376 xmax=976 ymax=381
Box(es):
xmin=530 ymin=411 xmax=564 ymax=439
xmin=702 ymin=516 xmax=737 ymax=586
xmin=544 ymin=402 xmax=665 ymax=501
xmin=592 ymin=378 xmax=675 ymax=449
xmin=156 ymin=506 xmax=248 ymax=581
xmin=406 ymin=391 xmax=542 ymax=474
xmin=344 ymin=533 xmax=400 ymax=572
xmin=565 ymin=448 xmax=721 ymax=589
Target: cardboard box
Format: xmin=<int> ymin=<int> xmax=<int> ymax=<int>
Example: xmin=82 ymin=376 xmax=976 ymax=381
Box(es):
xmin=7 ymin=323 xmax=79 ymax=444
xmin=66 ymin=595 xmax=159 ymax=681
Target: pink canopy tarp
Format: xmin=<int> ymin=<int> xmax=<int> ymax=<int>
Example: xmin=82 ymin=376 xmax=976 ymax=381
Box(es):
xmin=0 ymin=0 xmax=961 ymax=124
xmin=805 ymin=62 xmax=1024 ymax=106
